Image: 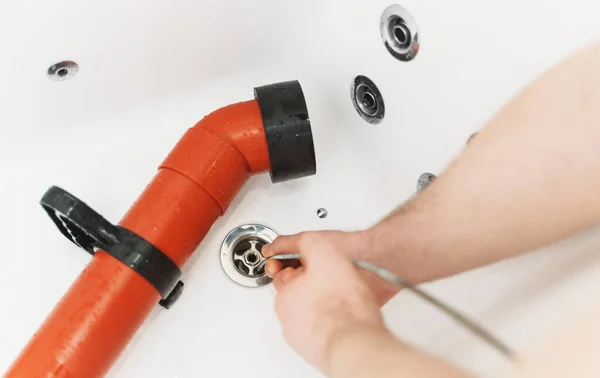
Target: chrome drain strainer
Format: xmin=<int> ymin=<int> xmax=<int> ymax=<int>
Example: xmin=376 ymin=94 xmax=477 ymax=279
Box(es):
xmin=220 ymin=224 xmax=277 ymax=287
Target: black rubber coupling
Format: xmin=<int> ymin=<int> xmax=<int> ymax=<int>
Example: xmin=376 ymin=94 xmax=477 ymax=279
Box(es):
xmin=254 ymin=80 xmax=317 ymax=183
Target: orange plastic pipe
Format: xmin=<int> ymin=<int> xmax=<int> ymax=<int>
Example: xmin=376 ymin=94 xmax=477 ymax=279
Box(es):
xmin=6 ymin=100 xmax=270 ymax=378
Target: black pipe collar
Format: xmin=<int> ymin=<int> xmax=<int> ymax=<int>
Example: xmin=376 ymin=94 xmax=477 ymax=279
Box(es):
xmin=254 ymin=80 xmax=317 ymax=183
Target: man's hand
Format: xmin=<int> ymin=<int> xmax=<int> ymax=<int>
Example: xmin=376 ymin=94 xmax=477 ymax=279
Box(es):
xmin=262 ymin=233 xmax=385 ymax=373
xmin=264 ymin=231 xmax=399 ymax=305
xmin=263 ymin=233 xmax=469 ymax=378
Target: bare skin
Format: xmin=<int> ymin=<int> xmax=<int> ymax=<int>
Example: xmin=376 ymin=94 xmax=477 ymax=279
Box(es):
xmin=269 ymin=234 xmax=469 ymax=377
xmin=263 ymin=42 xmax=600 ymax=377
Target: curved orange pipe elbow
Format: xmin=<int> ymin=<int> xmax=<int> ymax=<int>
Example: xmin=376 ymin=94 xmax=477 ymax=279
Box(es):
xmin=123 ymin=99 xmax=271 ymax=268
xmin=6 ymin=81 xmax=315 ymax=378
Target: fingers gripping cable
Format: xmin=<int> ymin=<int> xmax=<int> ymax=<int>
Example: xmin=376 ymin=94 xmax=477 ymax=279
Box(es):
xmin=260 ymin=254 xmax=517 ymax=361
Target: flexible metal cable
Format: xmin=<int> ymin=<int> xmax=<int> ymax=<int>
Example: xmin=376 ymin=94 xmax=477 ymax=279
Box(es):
xmin=259 ymin=254 xmax=517 ymax=361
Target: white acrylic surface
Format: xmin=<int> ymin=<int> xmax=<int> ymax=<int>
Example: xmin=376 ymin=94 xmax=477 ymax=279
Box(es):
xmin=1 ymin=1 xmax=600 ymax=376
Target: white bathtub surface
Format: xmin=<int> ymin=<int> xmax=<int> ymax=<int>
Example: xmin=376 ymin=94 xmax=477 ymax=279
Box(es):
xmin=1 ymin=1 xmax=600 ymax=376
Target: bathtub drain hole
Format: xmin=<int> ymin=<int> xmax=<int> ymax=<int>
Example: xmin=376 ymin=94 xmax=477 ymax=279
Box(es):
xmin=221 ymin=224 xmax=277 ymax=287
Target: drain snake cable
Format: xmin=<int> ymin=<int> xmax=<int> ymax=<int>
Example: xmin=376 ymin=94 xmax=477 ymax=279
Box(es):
xmin=258 ymin=253 xmax=517 ymax=361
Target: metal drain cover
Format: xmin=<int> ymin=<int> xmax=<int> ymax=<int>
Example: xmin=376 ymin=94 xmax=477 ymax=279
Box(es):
xmin=220 ymin=224 xmax=277 ymax=287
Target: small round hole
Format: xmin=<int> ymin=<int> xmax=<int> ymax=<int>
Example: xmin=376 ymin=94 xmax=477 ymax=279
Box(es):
xmin=246 ymin=253 xmax=258 ymax=264
xmin=393 ymin=24 xmax=410 ymax=46
xmin=380 ymin=5 xmax=420 ymax=62
xmin=47 ymin=61 xmax=79 ymax=81
xmin=317 ymin=208 xmax=328 ymax=219
xmin=355 ymin=84 xmax=378 ymax=117
xmin=351 ymin=76 xmax=385 ymax=124
xmin=362 ymin=92 xmax=376 ymax=110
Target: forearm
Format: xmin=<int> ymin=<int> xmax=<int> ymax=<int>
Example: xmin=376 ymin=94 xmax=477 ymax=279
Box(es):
xmin=326 ymin=323 xmax=468 ymax=378
xmin=363 ymin=43 xmax=600 ymax=288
